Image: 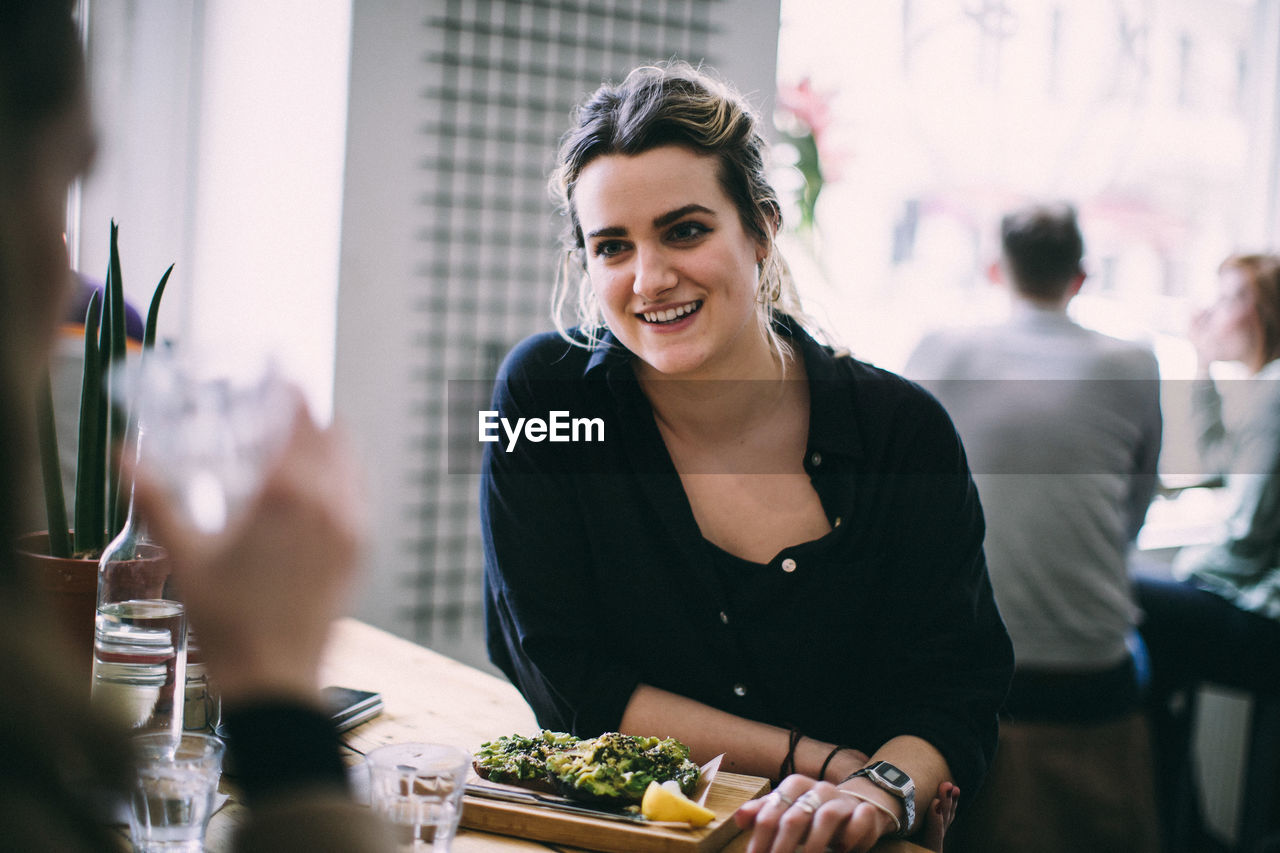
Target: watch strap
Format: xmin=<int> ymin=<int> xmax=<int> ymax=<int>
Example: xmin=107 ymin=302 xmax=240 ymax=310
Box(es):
xmin=846 ymin=762 xmax=917 ymax=836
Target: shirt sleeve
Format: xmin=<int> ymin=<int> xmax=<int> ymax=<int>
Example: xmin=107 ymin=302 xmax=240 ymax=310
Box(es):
xmin=221 ymin=702 xmax=350 ymax=806
xmin=860 ymin=385 xmax=1014 ymax=797
xmin=1185 ymin=387 xmax=1280 ymax=605
xmin=480 ymin=341 xmax=641 ymax=736
xmin=222 ymin=702 xmax=399 ymax=851
xmin=1125 ymin=350 xmax=1163 ymax=542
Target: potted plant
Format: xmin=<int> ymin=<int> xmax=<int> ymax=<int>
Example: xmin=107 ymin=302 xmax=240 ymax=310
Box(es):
xmin=16 ymin=220 xmax=172 ymax=672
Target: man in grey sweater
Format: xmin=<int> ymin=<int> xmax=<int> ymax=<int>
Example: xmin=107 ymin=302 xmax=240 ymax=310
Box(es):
xmin=905 ymin=202 xmax=1162 ymax=853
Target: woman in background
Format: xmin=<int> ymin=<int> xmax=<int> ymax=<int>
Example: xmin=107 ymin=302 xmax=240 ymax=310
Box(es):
xmin=481 ymin=62 xmax=1010 ymax=853
xmin=0 ymin=2 xmax=390 ymax=848
xmin=1137 ymin=253 xmax=1280 ymax=849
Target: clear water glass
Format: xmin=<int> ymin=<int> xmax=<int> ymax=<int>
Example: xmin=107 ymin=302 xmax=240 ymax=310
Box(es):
xmin=366 ymin=743 xmax=470 ymax=851
xmin=92 ymin=497 xmax=186 ymax=740
xmin=131 ymin=351 xmax=293 ymax=534
xmin=129 ymin=732 xmax=225 ymax=852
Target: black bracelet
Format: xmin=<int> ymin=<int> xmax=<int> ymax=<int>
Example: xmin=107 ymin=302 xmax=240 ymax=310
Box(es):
xmin=778 ymin=728 xmax=803 ymax=780
xmin=819 ymin=744 xmax=853 ymax=781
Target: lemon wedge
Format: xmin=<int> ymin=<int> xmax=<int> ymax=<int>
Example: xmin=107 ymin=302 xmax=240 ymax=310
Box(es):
xmin=641 ymin=780 xmax=715 ymax=826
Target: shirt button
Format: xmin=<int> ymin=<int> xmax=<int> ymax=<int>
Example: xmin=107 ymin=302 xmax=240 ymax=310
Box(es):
xmin=719 ymin=611 xmax=730 ymax=625
xmin=810 ymin=451 xmax=823 ymax=467
xmin=733 ymin=684 xmax=747 ymax=697
xmin=781 ymin=557 xmax=797 ymax=573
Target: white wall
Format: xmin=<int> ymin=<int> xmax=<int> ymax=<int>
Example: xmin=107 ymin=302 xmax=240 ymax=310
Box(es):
xmin=332 ymin=0 xmax=426 ymax=648
xmin=186 ymin=0 xmax=352 ymax=417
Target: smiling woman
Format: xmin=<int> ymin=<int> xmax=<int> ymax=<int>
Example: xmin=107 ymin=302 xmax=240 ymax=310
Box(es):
xmin=481 ymin=62 xmax=1013 ymax=853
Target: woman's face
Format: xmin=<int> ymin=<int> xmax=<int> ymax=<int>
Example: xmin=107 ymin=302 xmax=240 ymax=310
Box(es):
xmin=1197 ymin=266 xmax=1263 ymax=367
xmin=573 ymin=144 xmax=769 ymax=381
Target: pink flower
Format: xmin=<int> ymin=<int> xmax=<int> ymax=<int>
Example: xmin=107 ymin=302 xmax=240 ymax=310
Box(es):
xmin=777 ymin=78 xmax=832 ymax=141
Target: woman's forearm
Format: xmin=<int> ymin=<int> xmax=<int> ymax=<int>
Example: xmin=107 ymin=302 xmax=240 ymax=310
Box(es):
xmin=619 ymin=683 xmax=866 ymax=783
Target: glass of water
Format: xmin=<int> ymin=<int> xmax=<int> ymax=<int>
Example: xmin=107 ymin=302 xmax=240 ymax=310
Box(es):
xmin=133 ymin=350 xmax=293 ymax=535
xmin=366 ymin=743 xmax=470 ymax=851
xmin=129 ymin=732 xmax=225 ymax=852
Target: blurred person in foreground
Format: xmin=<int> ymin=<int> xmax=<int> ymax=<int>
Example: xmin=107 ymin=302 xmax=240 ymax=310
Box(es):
xmin=482 ymin=61 xmax=1011 ymax=853
xmin=0 ymin=2 xmax=391 ymax=849
xmin=906 ymin=202 xmax=1163 ymax=853
xmin=1135 ymin=253 xmax=1280 ymax=850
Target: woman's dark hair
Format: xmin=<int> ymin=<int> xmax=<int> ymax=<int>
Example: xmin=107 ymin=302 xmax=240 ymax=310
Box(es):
xmin=553 ymin=62 xmax=778 ymax=253
xmin=548 ymin=61 xmax=809 ymax=358
xmin=1219 ymin=253 xmax=1280 ymax=366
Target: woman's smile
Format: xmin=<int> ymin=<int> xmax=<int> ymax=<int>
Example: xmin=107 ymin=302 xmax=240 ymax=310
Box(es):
xmin=639 ymin=299 xmax=703 ymax=326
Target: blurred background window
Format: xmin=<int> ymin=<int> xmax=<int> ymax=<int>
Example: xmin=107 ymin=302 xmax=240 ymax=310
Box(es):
xmin=773 ymin=0 xmax=1279 ymax=381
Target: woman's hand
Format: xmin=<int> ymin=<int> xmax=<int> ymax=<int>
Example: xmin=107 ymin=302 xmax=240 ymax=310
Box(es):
xmin=1188 ymin=307 xmax=1215 ymax=376
xmin=734 ymin=776 xmax=897 ymax=853
xmin=131 ymin=394 xmax=366 ymax=707
xmin=735 ymin=776 xmax=960 ymax=853
xmin=919 ymin=781 xmax=959 ymax=852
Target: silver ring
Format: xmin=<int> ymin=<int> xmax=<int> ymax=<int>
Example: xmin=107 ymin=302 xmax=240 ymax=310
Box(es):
xmin=794 ymin=790 xmax=823 ymax=815
xmin=772 ymin=791 xmax=794 ymax=807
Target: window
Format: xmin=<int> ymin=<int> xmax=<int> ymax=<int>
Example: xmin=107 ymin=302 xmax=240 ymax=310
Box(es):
xmin=776 ymin=0 xmax=1275 ymax=377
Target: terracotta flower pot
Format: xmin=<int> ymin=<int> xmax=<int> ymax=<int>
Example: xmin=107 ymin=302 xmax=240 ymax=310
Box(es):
xmin=13 ymin=531 xmax=168 ymax=681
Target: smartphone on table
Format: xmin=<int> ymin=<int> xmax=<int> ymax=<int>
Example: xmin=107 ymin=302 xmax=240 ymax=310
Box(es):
xmin=321 ymin=686 xmax=384 ymax=733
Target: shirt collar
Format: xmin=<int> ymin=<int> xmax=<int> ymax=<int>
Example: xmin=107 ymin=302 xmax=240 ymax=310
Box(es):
xmin=1258 ymin=358 xmax=1280 ymax=380
xmin=786 ymin=318 xmax=861 ymax=462
xmin=1010 ymin=299 xmax=1074 ymax=327
xmin=575 ymin=316 xmax=861 ymax=460
xmin=582 ymin=329 xmax=629 ymax=377
xmin=578 ymin=315 xmax=860 ymax=458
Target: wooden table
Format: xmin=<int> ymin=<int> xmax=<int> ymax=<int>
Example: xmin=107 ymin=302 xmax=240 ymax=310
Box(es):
xmin=205 ymin=618 xmax=928 ymax=853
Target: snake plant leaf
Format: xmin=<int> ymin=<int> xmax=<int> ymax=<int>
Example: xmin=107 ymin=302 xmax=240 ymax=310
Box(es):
xmin=107 ymin=221 xmax=127 ymax=364
xmin=143 ymin=264 xmax=172 ymax=350
xmin=107 ymin=221 xmax=130 ymax=536
xmin=36 ymin=369 xmax=71 ymax=558
xmin=75 ymin=289 xmax=105 ymax=555
xmin=116 ymin=263 xmax=173 ymax=513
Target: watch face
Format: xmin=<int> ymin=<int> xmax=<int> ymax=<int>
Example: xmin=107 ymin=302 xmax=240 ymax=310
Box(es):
xmin=877 ymin=763 xmax=909 ymax=788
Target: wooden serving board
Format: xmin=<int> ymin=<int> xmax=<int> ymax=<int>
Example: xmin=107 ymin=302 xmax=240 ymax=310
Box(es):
xmin=460 ymin=771 xmax=771 ymax=853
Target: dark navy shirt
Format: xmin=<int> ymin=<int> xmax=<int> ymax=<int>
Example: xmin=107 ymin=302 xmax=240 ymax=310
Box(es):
xmin=480 ymin=320 xmax=1013 ymax=796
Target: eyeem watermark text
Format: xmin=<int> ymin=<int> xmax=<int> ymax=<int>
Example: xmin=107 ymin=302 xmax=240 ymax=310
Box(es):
xmin=479 ymin=410 xmax=605 ymax=451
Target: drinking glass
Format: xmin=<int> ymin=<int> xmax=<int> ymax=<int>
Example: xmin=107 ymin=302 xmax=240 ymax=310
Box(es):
xmin=129 ymin=732 xmax=225 ymax=852
xmin=366 ymin=743 xmax=470 ymax=851
xmin=134 ymin=351 xmax=292 ymax=534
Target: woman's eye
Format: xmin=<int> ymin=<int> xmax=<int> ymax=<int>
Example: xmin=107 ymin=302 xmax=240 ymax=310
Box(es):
xmin=668 ymin=221 xmax=710 ymax=242
xmin=592 ymin=240 xmax=627 ymax=258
